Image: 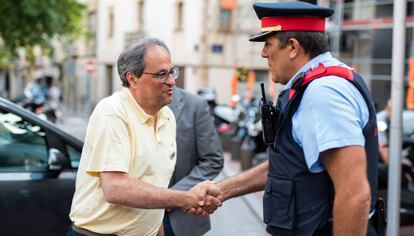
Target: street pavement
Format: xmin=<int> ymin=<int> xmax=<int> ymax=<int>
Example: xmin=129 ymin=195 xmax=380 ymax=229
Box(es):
xmin=207 ymin=157 xmax=269 ymax=236
xmin=57 ymin=113 xmax=269 ymax=236
xmin=57 ymin=116 xmax=89 ymax=140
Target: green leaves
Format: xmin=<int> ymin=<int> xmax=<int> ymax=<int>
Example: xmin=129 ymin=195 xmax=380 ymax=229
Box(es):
xmin=0 ymin=0 xmax=86 ymax=66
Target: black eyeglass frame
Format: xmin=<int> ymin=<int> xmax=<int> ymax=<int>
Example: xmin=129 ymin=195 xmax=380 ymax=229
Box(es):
xmin=143 ymin=67 xmax=180 ymax=81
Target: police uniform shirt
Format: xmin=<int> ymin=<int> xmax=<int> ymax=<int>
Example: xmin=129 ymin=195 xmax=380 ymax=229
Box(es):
xmin=284 ymin=52 xmax=369 ymax=173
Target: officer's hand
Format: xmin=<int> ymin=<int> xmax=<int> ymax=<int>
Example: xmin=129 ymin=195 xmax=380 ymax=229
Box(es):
xmin=186 ymin=181 xmax=223 ymax=216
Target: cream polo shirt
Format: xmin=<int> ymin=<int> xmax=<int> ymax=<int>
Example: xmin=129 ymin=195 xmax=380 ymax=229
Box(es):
xmin=69 ymin=88 xmax=177 ymax=236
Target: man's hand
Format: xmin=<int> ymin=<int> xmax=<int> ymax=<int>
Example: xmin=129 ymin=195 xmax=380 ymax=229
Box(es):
xmin=192 ymin=180 xmax=223 ymax=204
xmin=186 ymin=181 xmax=223 ymax=216
xmin=178 ymin=191 xmax=202 ymax=212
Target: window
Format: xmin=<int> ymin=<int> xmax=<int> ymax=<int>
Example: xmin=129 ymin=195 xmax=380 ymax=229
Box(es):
xmin=175 ymin=1 xmax=184 ymax=30
xmin=88 ymin=11 xmax=97 ymax=35
xmin=0 ymin=109 xmax=48 ymax=172
xmin=211 ymin=44 xmax=223 ymax=53
xmin=137 ymin=0 xmax=145 ymax=31
xmin=106 ymin=65 xmax=113 ymax=96
xmin=88 ymin=11 xmax=97 ymax=56
xmin=108 ymin=7 xmax=114 ymax=38
xmin=219 ymin=8 xmax=232 ymax=30
xmin=175 ymin=66 xmax=185 ymax=88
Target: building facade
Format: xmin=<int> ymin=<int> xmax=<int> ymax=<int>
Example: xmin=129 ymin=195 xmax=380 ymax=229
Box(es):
xmin=65 ymin=0 xmax=414 ymax=111
xmin=327 ymin=0 xmax=414 ymax=110
xmin=87 ymin=0 xmax=275 ymax=106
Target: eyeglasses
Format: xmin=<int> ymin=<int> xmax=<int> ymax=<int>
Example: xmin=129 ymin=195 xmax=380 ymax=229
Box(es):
xmin=143 ymin=67 xmax=179 ymax=81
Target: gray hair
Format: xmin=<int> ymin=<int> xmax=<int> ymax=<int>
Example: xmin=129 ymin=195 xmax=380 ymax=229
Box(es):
xmin=117 ymin=37 xmax=170 ymax=87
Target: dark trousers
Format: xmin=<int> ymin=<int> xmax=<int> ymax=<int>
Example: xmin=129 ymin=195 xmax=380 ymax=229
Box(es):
xmin=67 ymin=227 xmax=86 ymax=236
xmin=163 ymin=212 xmax=175 ymax=236
xmin=67 ymin=224 xmax=115 ymax=236
xmin=266 ymin=221 xmax=378 ymax=236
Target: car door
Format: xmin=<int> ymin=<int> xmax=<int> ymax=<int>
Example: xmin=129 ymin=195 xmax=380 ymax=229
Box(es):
xmin=0 ymin=102 xmax=82 ymax=236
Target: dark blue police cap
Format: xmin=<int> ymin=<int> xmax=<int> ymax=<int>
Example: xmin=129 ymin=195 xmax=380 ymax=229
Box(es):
xmin=250 ymin=1 xmax=335 ymax=42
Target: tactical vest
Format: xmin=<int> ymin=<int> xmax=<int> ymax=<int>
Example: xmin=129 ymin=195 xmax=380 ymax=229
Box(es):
xmin=264 ymin=64 xmax=379 ymax=235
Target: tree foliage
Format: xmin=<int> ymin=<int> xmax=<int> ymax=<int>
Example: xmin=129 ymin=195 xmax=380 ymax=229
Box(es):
xmin=0 ymin=0 xmax=86 ymax=67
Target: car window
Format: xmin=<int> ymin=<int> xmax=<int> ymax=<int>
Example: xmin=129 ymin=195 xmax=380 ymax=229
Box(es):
xmin=67 ymin=145 xmax=80 ymax=168
xmin=0 ymin=109 xmax=48 ymax=172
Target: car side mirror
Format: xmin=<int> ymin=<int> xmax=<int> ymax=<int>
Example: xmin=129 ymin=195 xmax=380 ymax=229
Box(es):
xmin=48 ymin=148 xmax=67 ymax=171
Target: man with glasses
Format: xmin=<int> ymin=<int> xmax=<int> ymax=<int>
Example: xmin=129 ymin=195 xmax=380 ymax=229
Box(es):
xmin=69 ymin=38 xmax=221 ymax=236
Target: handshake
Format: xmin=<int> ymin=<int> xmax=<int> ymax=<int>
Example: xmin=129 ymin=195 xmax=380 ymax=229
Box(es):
xmin=177 ymin=180 xmax=224 ymax=216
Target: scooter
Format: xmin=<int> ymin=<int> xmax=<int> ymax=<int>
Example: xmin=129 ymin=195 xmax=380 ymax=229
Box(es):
xmin=376 ymin=110 xmax=414 ymax=226
xmin=18 ymin=89 xmax=60 ymax=123
xmin=34 ymin=100 xmax=60 ymax=123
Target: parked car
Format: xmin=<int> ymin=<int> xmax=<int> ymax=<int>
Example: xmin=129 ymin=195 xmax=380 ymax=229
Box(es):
xmin=0 ymin=97 xmax=83 ymax=235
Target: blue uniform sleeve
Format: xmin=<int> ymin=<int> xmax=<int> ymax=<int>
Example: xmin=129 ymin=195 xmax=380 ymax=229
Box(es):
xmin=292 ymin=76 xmax=369 ymax=173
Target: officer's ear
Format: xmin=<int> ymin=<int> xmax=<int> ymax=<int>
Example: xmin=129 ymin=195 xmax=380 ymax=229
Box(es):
xmin=287 ymin=38 xmax=301 ymax=60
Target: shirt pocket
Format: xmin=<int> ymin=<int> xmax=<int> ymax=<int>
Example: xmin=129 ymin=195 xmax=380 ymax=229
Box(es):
xmin=159 ymin=140 xmax=176 ymax=173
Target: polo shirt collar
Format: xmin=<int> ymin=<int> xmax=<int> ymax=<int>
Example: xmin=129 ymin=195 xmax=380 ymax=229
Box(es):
xmin=121 ymin=87 xmax=170 ymax=125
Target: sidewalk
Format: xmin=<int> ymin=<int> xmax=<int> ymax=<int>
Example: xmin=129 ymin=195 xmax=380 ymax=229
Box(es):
xmin=220 ymin=152 xmax=264 ymax=221
xmin=57 ymin=113 xmax=89 ymax=141
xmin=208 ymin=153 xmax=269 ymax=235
xmin=57 ymin=104 xmax=90 ymax=140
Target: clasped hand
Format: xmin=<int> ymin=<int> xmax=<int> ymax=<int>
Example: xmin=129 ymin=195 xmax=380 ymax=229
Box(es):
xmin=183 ymin=181 xmax=223 ymax=216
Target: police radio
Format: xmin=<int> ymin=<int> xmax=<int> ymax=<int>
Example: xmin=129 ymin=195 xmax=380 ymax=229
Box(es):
xmin=260 ymin=82 xmax=277 ymax=145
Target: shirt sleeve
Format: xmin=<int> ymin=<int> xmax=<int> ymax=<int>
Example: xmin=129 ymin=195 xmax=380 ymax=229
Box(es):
xmin=84 ymin=115 xmax=131 ymax=175
xmin=292 ymin=76 xmax=369 ymax=172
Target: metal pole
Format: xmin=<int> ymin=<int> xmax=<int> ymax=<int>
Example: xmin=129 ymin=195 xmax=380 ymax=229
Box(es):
xmin=331 ymin=0 xmax=343 ymax=57
xmin=387 ymin=1 xmax=406 ymax=235
xmin=199 ymin=0 xmax=209 ymax=87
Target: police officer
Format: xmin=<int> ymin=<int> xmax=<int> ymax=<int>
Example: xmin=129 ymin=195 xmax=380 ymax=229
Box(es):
xmin=201 ymin=1 xmax=379 ymax=235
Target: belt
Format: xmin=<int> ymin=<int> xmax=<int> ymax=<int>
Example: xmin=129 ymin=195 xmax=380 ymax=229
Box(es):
xmin=71 ymin=223 xmax=116 ymax=236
